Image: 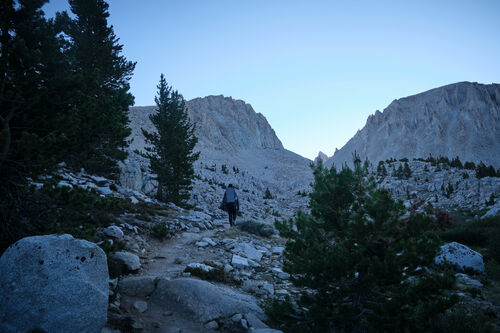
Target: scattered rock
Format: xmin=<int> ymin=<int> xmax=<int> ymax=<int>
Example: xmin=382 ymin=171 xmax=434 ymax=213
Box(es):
xmin=271 ymin=267 xmax=290 ymax=279
xmin=104 ymin=225 xmax=125 ymax=239
xmin=195 ymin=241 xmax=209 ymax=247
xmin=205 ymin=320 xmax=219 ymax=329
xmin=187 ymin=262 xmax=214 ymax=272
xmin=434 ymin=242 xmax=485 ymax=273
xmin=271 ymin=246 xmax=284 ymax=255
xmin=202 ymin=237 xmax=217 ymax=246
xmin=133 ymin=301 xmax=148 ymax=313
xmin=110 ymin=251 xmax=141 ymax=271
xmin=0 ymin=234 xmax=108 ymax=333
xmin=455 ymin=273 xmax=483 ymax=289
xmin=232 ymin=254 xmax=249 ymax=269
xmin=242 ymin=280 xmax=274 ymax=296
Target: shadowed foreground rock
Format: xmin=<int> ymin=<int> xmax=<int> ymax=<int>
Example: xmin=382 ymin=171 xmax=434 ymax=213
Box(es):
xmin=0 ymin=234 xmax=109 ymax=333
xmin=151 ymin=277 xmax=265 ymax=323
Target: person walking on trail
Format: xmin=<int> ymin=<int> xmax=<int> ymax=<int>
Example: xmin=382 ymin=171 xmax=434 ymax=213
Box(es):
xmin=222 ymin=184 xmax=239 ymax=226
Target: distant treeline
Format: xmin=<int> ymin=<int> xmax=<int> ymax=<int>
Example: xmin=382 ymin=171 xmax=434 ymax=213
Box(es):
xmin=379 ymin=156 xmax=500 ymax=179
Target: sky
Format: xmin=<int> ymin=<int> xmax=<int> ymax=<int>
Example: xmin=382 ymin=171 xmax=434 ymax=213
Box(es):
xmin=43 ymin=0 xmax=500 ymax=160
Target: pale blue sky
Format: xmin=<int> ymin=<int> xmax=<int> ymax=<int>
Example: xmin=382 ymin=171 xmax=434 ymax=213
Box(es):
xmin=43 ymin=0 xmax=500 ymax=160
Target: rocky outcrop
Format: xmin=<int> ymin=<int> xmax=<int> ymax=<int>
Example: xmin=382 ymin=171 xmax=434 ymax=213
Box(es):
xmin=328 ymin=82 xmax=500 ymax=168
xmin=128 ymin=95 xmax=283 ymax=153
xmin=0 ymin=234 xmax=108 ymax=333
xmin=434 ymin=242 xmax=485 ymax=273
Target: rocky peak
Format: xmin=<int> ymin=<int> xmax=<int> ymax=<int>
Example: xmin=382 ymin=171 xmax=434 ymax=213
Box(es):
xmin=314 ymin=151 xmax=329 ymax=164
xmin=328 ymin=82 xmax=500 ymax=168
xmin=186 ymin=95 xmax=283 ymax=151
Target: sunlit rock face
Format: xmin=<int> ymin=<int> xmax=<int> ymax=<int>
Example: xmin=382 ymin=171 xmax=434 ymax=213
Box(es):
xmin=328 ymin=82 xmax=500 ymax=168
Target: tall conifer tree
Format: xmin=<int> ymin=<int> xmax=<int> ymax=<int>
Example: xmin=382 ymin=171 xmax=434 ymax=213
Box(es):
xmin=62 ymin=0 xmax=136 ymax=177
xmin=141 ymin=74 xmax=199 ymax=206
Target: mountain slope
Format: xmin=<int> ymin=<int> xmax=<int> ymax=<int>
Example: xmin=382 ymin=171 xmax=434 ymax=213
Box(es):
xmin=121 ymin=95 xmax=312 ymax=221
xmin=328 ymin=82 xmax=500 ymax=168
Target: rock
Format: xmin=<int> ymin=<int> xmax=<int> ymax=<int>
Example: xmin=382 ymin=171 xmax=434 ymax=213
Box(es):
xmin=195 ymin=241 xmax=209 ymax=247
xmin=482 ymin=205 xmax=500 ymax=218
xmin=130 ymin=196 xmax=139 ymax=204
xmin=110 ymin=251 xmax=141 ymax=271
xmin=187 ymin=262 xmax=214 ymax=272
xmin=202 ymin=237 xmax=217 ymax=246
xmin=234 ymin=242 xmax=263 ymax=261
xmin=104 ymin=225 xmax=124 ymax=239
xmin=242 ymin=280 xmax=274 ymax=296
xmin=232 ymin=254 xmax=249 ymax=269
xmin=224 ymin=263 xmax=234 ymax=272
xmin=241 ymin=319 xmax=249 ymax=329
xmin=101 ymin=328 xmax=121 ymax=333
xmin=455 ymin=273 xmax=483 ymax=289
xmin=132 ymin=320 xmax=144 ymax=330
xmin=275 ymin=289 xmax=289 ymax=297
xmin=434 ymin=242 xmax=485 ymax=273
xmin=151 ymin=278 xmax=265 ymax=323
xmin=205 ymin=320 xmax=219 ymax=329
xmin=271 ymin=267 xmax=290 ymax=279
xmin=133 ymin=300 xmax=148 ymax=313
xmin=0 ymin=234 xmax=108 ymax=333
xmin=245 ymin=312 xmax=269 ymax=329
xmin=271 ymin=246 xmax=284 ymax=255
xmin=231 ymin=313 xmax=243 ymax=322
xmin=118 ymin=275 xmax=158 ymax=297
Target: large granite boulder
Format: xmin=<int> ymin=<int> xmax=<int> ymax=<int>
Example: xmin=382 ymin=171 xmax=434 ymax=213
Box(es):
xmin=151 ymin=278 xmax=265 ymax=323
xmin=0 ymin=234 xmax=109 ymax=333
xmin=434 ymin=241 xmax=485 ymax=273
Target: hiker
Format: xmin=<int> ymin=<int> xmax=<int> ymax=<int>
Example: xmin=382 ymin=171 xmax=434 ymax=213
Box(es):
xmin=221 ymin=184 xmax=239 ymax=226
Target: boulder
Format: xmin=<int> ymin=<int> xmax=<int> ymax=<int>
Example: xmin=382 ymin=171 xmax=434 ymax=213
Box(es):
xmin=232 ymin=254 xmax=249 ymax=269
xmin=104 ymin=225 xmax=124 ymax=239
xmin=118 ymin=275 xmax=158 ymax=297
xmin=110 ymin=251 xmax=141 ymax=271
xmin=0 ymin=234 xmax=108 ymax=333
xmin=434 ymin=242 xmax=485 ymax=273
xmin=151 ymin=278 xmax=265 ymax=323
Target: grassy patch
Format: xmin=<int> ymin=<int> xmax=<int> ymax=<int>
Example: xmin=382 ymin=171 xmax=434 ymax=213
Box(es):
xmin=236 ymin=220 xmax=275 ymax=238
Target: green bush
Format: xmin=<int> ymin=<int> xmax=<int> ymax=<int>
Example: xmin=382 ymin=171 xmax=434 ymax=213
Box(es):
xmin=440 ymin=228 xmax=488 ymax=246
xmin=488 ymin=227 xmax=500 ymax=264
xmin=151 ymin=222 xmax=169 ymax=240
xmin=236 ymin=220 xmax=275 ymax=237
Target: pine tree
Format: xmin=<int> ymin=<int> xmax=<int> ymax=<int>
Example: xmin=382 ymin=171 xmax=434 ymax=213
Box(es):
xmin=403 ymin=162 xmax=412 ymax=179
xmin=141 ymin=74 xmax=199 ymax=206
xmin=59 ymin=0 xmax=136 ymax=177
xmin=269 ymin=155 xmax=456 ymax=332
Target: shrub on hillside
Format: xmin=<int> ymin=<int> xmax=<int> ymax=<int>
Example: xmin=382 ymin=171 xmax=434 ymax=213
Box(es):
xmin=151 ymin=222 xmax=169 ymax=240
xmin=236 ymin=220 xmax=275 ymax=237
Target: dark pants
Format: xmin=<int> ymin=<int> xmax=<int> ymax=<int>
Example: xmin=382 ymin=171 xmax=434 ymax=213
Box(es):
xmin=226 ymin=202 xmax=237 ymax=226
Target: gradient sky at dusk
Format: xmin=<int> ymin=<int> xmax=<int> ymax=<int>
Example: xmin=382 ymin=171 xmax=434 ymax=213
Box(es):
xmin=43 ymin=0 xmax=500 ymax=159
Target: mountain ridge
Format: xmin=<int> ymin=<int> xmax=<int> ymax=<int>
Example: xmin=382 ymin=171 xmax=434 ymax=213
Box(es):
xmin=327 ymin=81 xmax=500 ymax=168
